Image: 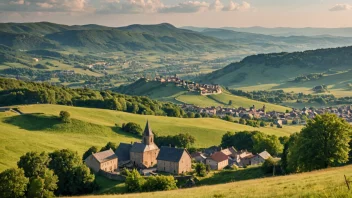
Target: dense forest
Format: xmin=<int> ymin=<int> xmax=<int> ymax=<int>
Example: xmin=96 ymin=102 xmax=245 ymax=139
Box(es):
xmin=0 ymin=78 xmax=184 ymax=117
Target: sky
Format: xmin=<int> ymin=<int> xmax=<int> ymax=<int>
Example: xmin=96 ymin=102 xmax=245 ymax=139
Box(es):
xmin=1 ymin=0 xmax=352 ymax=28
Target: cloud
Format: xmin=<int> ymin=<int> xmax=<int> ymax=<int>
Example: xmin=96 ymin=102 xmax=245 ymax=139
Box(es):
xmin=329 ymin=4 xmax=352 ymax=11
xmin=1 ymin=0 xmax=251 ymax=14
xmin=210 ymin=0 xmax=224 ymax=12
xmin=97 ymin=0 xmax=164 ymax=14
xmin=222 ymin=1 xmax=250 ymax=11
xmin=1 ymin=0 xmax=87 ymax=12
xmin=159 ymin=1 xmax=210 ymax=13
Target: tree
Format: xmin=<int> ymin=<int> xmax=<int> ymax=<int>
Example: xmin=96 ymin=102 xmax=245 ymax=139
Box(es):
xmin=262 ymin=157 xmax=278 ymax=175
xmin=125 ymin=169 xmax=145 ymax=192
xmin=221 ymin=131 xmax=258 ymax=151
xmin=59 ymin=111 xmax=71 ymax=123
xmin=187 ymin=112 xmax=195 ymax=118
xmin=27 ymin=169 xmax=58 ymax=198
xmin=0 ymin=168 xmax=29 ymax=198
xmin=100 ymin=142 xmax=117 ymax=152
xmin=82 ymin=146 xmax=99 ymax=160
xmin=239 ymin=118 xmax=246 ymax=124
xmin=195 ymin=113 xmax=202 ymax=118
xmin=288 ymin=114 xmax=352 ymax=172
xmin=173 ymin=133 xmax=196 ymax=148
xmin=121 ymin=122 xmax=143 ymax=136
xmin=252 ymin=133 xmax=283 ymax=156
xmin=17 ymin=152 xmax=50 ymax=178
xmin=143 ymin=175 xmax=178 ymax=192
xmin=228 ymin=100 xmax=233 ymax=105
xmin=260 ymin=121 xmax=266 ymax=127
xmin=195 ymin=163 xmax=207 ymax=177
xmin=49 ymin=149 xmax=95 ymax=195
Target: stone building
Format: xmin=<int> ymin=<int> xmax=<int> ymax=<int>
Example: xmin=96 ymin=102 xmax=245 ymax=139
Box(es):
xmin=157 ymin=146 xmax=192 ymax=174
xmin=130 ymin=121 xmax=160 ymax=168
xmin=84 ymin=149 xmax=118 ymax=173
xmin=206 ymin=151 xmax=229 ymax=170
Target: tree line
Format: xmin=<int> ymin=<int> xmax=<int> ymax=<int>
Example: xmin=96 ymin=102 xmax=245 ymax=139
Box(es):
xmin=0 ymin=77 xmax=185 ymax=117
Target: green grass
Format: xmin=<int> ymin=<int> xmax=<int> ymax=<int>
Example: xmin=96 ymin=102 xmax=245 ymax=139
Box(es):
xmin=0 ymin=104 xmax=302 ymax=172
xmin=76 ymin=165 xmax=352 ymax=198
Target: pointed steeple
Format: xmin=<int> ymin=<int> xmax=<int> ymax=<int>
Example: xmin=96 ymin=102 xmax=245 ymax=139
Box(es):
xmin=143 ymin=120 xmax=154 ymax=145
xmin=143 ymin=120 xmax=153 ymax=136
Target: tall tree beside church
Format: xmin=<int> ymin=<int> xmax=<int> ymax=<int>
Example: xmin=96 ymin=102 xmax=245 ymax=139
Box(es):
xmin=288 ymin=114 xmax=352 ymax=172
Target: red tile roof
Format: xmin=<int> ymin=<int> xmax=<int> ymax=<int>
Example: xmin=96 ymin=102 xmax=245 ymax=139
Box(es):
xmin=210 ymin=152 xmax=228 ymax=162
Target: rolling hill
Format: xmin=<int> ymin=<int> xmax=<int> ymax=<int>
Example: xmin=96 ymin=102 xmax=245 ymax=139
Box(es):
xmin=200 ymin=28 xmax=352 ymax=52
xmin=115 ymin=79 xmax=290 ymax=112
xmin=79 ymin=165 xmax=352 ymax=198
xmin=0 ymin=104 xmax=301 ymax=172
xmin=199 ymin=45 xmax=352 ymax=96
xmin=0 ymin=22 xmax=234 ymax=52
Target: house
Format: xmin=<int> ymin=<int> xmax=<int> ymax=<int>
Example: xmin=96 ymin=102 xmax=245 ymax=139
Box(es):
xmin=220 ymin=147 xmax=237 ymax=158
xmin=84 ymin=149 xmax=118 ymax=173
xmin=206 ymin=152 xmax=229 ymax=170
xmin=191 ymin=152 xmax=206 ymax=163
xmin=157 ymin=146 xmax=192 ymax=174
xmin=130 ymin=121 xmax=160 ymax=168
xmin=251 ymin=151 xmax=272 ymax=165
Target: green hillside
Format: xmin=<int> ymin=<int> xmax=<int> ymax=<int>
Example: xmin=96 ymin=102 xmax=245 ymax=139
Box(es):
xmin=200 ymin=28 xmax=352 ymax=52
xmin=116 ymin=79 xmax=289 ymax=112
xmin=79 ymin=165 xmax=352 ymax=198
xmin=0 ymin=104 xmax=301 ymax=172
xmin=199 ymin=46 xmax=352 ymax=96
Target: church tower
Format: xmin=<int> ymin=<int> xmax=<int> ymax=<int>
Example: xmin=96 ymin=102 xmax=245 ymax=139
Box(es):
xmin=142 ymin=121 xmax=154 ymax=145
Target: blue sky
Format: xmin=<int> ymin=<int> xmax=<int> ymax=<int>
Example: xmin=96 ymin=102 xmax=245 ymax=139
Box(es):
xmin=1 ymin=0 xmax=352 ymax=27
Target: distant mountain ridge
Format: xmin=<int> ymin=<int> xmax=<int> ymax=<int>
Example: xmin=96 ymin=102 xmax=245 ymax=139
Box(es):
xmin=0 ymin=22 xmax=234 ymax=52
xmin=182 ymin=26 xmax=352 ymax=37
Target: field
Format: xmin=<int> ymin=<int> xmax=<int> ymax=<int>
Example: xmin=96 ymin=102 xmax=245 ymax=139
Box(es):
xmin=78 ymin=165 xmax=352 ymax=198
xmin=0 ymin=104 xmax=302 ymax=172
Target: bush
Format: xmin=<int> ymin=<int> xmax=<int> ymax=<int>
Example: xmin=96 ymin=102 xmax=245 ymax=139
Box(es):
xmin=122 ymin=122 xmax=143 ymax=136
xmin=59 ymin=111 xmax=71 ymax=123
xmin=142 ymin=175 xmax=178 ymax=192
xmin=0 ymin=168 xmax=29 ymax=198
xmin=195 ymin=163 xmax=207 ymax=177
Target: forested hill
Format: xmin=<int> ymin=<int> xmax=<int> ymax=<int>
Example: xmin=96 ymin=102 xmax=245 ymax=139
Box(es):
xmin=0 ymin=22 xmax=233 ymax=52
xmin=199 ymin=46 xmax=352 ymax=87
xmin=0 ymin=77 xmax=185 ymax=117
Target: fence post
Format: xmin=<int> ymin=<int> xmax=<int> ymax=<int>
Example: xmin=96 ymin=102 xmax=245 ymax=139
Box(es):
xmin=345 ymin=175 xmax=350 ymax=190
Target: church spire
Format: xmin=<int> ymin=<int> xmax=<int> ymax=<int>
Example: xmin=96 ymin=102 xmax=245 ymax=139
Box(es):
xmin=143 ymin=120 xmax=153 ymax=136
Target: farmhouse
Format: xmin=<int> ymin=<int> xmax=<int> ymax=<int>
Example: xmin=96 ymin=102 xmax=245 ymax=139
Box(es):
xmin=84 ymin=149 xmax=118 ymax=173
xmin=157 ymin=146 xmax=192 ymax=174
xmin=206 ymin=151 xmax=229 ymax=170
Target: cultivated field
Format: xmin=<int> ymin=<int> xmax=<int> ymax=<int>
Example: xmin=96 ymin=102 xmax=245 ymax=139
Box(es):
xmin=0 ymin=104 xmax=302 ymax=172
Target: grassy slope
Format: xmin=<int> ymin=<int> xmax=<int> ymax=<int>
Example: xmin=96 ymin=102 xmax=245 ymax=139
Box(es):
xmin=117 ymin=81 xmax=289 ymax=112
xmin=79 ymin=165 xmax=352 ymax=198
xmin=177 ymin=92 xmax=289 ymax=112
xmin=0 ymin=104 xmax=301 ymax=171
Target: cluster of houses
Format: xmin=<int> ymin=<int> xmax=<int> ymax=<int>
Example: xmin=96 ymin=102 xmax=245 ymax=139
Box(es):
xmin=84 ymin=121 xmax=273 ymax=180
xmin=181 ymin=104 xmax=352 ymax=125
xmin=192 ymin=147 xmax=272 ymax=170
xmin=154 ymin=74 xmax=222 ymax=95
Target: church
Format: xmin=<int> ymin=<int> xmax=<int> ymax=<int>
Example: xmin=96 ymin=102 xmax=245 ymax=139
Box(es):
xmin=116 ymin=121 xmax=160 ymax=168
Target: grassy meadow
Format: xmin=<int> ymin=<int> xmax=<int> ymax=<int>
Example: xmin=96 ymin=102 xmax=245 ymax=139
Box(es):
xmin=77 ymin=165 xmax=352 ymax=198
xmin=0 ymin=104 xmax=302 ymax=172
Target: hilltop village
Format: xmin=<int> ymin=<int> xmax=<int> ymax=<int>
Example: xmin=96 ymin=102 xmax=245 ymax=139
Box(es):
xmin=181 ymin=104 xmax=352 ymax=125
xmin=84 ymin=121 xmax=272 ymax=179
xmin=153 ymin=74 xmax=222 ymax=95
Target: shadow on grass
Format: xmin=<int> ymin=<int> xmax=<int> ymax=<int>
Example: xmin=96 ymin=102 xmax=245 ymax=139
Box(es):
xmin=197 ymin=167 xmax=266 ymax=186
xmin=3 ymin=113 xmax=62 ymax=131
xmin=95 ymin=175 xmax=126 ymax=195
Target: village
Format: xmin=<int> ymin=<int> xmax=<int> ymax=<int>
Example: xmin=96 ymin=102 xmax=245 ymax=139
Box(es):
xmin=84 ymin=121 xmax=272 ymax=181
xmin=154 ymin=74 xmax=222 ymax=95
xmin=181 ymin=104 xmax=352 ymax=126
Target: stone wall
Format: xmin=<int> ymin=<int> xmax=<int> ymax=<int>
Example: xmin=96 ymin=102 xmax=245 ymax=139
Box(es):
xmin=99 ymin=170 xmax=126 ymax=181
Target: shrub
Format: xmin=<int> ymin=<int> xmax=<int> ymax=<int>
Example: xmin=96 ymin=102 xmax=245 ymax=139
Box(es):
xmin=122 ymin=122 xmax=143 ymax=136
xmin=59 ymin=111 xmax=71 ymax=123
xmin=195 ymin=163 xmax=207 ymax=177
